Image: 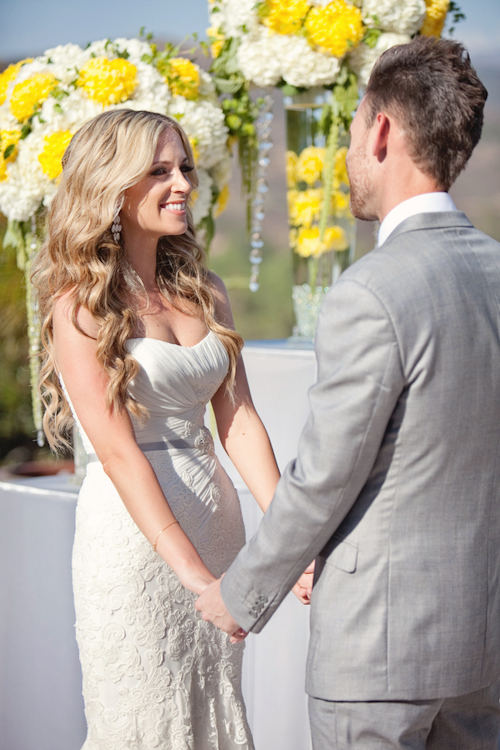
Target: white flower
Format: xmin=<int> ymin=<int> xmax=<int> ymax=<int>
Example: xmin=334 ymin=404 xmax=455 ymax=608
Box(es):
xmin=209 ymin=0 xmax=259 ymax=39
xmin=191 ymin=168 xmax=213 ymax=225
xmin=348 ymin=32 xmax=411 ymax=88
xmin=237 ymin=27 xmax=341 ymax=88
xmin=362 ymin=0 xmax=426 ymax=36
xmin=210 ymin=152 xmax=232 ymax=192
xmin=168 ymin=98 xmax=228 ymax=171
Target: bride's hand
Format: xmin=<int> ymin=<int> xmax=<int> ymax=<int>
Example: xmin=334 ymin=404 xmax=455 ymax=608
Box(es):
xmin=292 ymin=560 xmax=315 ymax=605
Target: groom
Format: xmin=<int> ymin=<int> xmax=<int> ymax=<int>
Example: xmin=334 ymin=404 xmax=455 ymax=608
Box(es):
xmin=197 ymin=37 xmax=500 ymax=749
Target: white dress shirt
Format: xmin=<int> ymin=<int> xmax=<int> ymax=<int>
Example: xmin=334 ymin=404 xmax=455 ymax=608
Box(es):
xmin=377 ymin=192 xmax=457 ymax=247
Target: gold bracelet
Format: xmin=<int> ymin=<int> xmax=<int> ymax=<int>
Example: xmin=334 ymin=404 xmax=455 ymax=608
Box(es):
xmin=152 ymin=520 xmax=180 ymax=552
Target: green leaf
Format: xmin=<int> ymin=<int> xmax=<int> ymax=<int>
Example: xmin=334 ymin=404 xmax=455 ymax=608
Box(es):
xmin=362 ymin=28 xmax=382 ymax=49
xmin=3 ymin=221 xmax=26 ymax=270
xmin=4 ymin=144 xmax=15 ymax=160
xmin=214 ymin=76 xmax=244 ymax=94
xmin=20 ymin=124 xmax=32 ymax=140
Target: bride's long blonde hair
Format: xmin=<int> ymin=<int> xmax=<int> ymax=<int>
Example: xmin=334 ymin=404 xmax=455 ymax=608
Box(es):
xmin=32 ymin=109 xmax=243 ymax=452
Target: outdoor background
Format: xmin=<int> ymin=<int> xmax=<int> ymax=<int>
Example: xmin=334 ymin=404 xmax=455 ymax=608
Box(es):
xmin=0 ymin=0 xmax=499 ymax=464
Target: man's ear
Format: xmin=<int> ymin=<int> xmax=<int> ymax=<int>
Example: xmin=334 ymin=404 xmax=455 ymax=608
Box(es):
xmin=371 ymin=113 xmax=390 ymax=164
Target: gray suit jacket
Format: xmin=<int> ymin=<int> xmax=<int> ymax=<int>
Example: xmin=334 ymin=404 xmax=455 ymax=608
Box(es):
xmin=221 ymin=211 xmax=500 ymax=701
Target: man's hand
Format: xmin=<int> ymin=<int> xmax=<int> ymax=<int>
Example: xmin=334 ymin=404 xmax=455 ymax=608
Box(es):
xmin=195 ymin=576 xmax=247 ymax=643
xmin=292 ymin=560 xmax=315 ymax=605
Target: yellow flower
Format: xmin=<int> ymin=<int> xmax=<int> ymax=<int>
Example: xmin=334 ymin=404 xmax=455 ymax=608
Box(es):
xmin=331 ymin=190 xmax=352 ymax=218
xmin=323 ymin=225 xmax=349 ymax=251
xmin=38 ymin=130 xmax=73 ymax=180
xmin=207 ymin=26 xmax=224 ymax=59
xmin=0 ymin=58 xmax=33 ymax=105
xmin=305 ymin=1 xmax=364 ymax=57
xmin=296 ymin=146 xmax=326 ymax=186
xmin=214 ymin=184 xmax=229 ymax=217
xmin=165 ymin=58 xmax=200 ymax=100
xmin=288 ymin=188 xmax=323 ymax=227
xmin=420 ymin=0 xmax=450 ymax=37
xmin=286 ymin=150 xmax=298 ymax=188
xmin=0 ymin=129 xmax=21 ymax=181
xmin=77 ymin=58 xmax=138 ymax=106
xmin=262 ymin=0 xmax=310 ymax=35
xmin=334 ymin=146 xmax=349 ymax=187
xmin=295 ymin=225 xmax=348 ymax=257
xmin=10 ymin=72 xmax=58 ymax=122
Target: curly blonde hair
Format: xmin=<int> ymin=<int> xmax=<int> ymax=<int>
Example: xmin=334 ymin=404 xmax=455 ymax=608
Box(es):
xmin=31 ymin=109 xmax=243 ymax=452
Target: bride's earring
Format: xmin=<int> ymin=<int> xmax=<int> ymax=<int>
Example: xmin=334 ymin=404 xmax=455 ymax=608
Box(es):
xmin=111 ymin=210 xmax=122 ymax=243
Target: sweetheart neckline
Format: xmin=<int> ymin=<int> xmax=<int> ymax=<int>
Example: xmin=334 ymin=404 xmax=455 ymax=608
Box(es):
xmin=126 ymin=330 xmax=213 ymax=350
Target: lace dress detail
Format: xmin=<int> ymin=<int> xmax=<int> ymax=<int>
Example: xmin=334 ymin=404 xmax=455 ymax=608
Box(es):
xmin=70 ymin=332 xmax=253 ymax=750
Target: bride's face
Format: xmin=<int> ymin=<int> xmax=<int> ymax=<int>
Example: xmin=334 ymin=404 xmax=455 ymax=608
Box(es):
xmin=120 ymin=129 xmax=194 ymax=242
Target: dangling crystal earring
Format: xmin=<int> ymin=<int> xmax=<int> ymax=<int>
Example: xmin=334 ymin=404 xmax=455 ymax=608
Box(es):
xmin=111 ymin=210 xmax=122 ymax=243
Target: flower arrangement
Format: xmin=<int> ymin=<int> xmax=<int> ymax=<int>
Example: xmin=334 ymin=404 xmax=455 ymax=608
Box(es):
xmin=207 ymin=0 xmax=462 ymax=333
xmin=208 ymin=0 xmax=462 ymax=91
xmin=0 ymin=35 xmax=233 ymax=439
xmin=0 ymin=36 xmax=231 ymax=241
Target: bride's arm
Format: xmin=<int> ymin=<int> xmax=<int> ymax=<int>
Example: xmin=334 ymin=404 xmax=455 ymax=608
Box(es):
xmin=208 ymin=274 xmax=280 ymax=513
xmin=52 ymin=296 xmax=216 ymax=595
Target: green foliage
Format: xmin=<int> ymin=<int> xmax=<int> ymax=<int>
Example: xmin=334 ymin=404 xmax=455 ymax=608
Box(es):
xmin=0 ymin=217 xmax=35 ymax=455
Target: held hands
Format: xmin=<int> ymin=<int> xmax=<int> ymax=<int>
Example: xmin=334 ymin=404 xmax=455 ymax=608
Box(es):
xmin=195 ymin=574 xmax=248 ymax=644
xmin=292 ymin=560 xmax=315 ymax=605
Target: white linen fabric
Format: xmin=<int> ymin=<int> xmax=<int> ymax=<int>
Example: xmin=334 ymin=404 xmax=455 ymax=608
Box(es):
xmin=65 ymin=331 xmax=253 ymax=750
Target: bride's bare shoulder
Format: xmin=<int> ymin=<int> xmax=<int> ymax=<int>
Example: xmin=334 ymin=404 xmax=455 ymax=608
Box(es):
xmin=52 ymin=289 xmax=100 ymax=341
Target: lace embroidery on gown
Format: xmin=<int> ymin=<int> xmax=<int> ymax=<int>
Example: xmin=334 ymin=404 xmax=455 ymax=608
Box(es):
xmin=68 ymin=331 xmax=254 ymax=750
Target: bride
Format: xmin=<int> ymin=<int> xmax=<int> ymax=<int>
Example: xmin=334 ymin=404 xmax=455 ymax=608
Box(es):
xmin=31 ymin=108 xmax=284 ymax=749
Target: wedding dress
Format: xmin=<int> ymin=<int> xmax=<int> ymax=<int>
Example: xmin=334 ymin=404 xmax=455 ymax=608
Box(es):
xmin=68 ymin=331 xmax=254 ymax=750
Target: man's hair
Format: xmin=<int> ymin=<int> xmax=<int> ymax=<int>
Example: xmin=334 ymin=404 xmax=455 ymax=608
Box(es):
xmin=364 ymin=36 xmax=488 ymax=190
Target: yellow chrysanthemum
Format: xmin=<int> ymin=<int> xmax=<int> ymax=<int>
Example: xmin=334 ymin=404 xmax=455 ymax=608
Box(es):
xmin=420 ymin=0 xmax=450 ymax=37
xmin=0 ymin=129 xmax=21 ymax=181
xmin=214 ymin=184 xmax=229 ymax=217
xmin=262 ymin=0 xmax=310 ymax=35
xmin=305 ymin=1 xmax=364 ymax=58
xmin=288 ymin=188 xmax=323 ymax=227
xmin=0 ymin=58 xmax=33 ymax=105
xmin=295 ymin=225 xmax=348 ymax=257
xmin=10 ymin=72 xmax=58 ymax=122
xmin=207 ymin=26 xmax=225 ymax=59
xmin=286 ymin=150 xmax=298 ymax=188
xmin=334 ymin=146 xmax=349 ymax=187
xmin=296 ymin=146 xmax=326 ymax=186
xmin=77 ymin=58 xmax=138 ymax=106
xmin=38 ymin=130 xmax=73 ymax=180
xmin=166 ymin=58 xmax=200 ymax=101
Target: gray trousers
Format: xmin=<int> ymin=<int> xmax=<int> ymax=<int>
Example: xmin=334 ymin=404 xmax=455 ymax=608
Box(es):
xmin=309 ymin=682 xmax=500 ymax=750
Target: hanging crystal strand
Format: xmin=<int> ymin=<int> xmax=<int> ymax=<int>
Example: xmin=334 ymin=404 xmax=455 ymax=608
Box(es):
xmin=26 ymin=215 xmax=44 ymax=447
xmin=249 ymin=93 xmax=273 ymax=292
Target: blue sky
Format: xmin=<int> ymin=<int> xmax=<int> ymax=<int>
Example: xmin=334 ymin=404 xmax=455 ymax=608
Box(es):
xmin=1 ymin=0 xmax=499 ymax=64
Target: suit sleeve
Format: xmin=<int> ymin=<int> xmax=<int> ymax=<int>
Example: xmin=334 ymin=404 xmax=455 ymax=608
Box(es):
xmin=221 ymin=276 xmax=405 ymax=633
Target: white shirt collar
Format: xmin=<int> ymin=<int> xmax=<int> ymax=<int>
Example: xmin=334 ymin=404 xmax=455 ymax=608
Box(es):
xmin=377 ymin=192 xmax=457 ymax=247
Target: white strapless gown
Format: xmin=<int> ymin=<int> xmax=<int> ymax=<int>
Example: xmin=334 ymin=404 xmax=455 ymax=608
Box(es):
xmin=69 ymin=331 xmax=254 ymax=750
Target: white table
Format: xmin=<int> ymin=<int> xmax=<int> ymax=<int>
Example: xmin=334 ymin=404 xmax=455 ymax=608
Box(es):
xmin=0 ymin=341 xmax=317 ymax=750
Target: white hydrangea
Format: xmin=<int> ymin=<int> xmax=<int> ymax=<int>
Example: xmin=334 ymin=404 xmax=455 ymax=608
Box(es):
xmin=348 ymin=32 xmax=411 ymax=88
xmin=237 ymin=27 xmax=341 ymax=88
xmin=209 ymin=0 xmax=259 ymax=39
xmin=191 ymin=167 xmax=213 ymax=225
xmin=168 ymin=98 xmax=228 ymax=172
xmin=0 ymin=129 xmax=51 ymax=221
xmin=362 ymin=0 xmax=426 ymax=36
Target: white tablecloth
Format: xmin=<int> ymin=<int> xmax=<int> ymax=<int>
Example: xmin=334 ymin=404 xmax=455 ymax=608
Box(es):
xmin=0 ymin=341 xmax=317 ymax=750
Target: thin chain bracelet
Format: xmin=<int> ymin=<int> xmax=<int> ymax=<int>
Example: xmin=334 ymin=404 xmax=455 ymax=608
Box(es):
xmin=152 ymin=520 xmax=180 ymax=552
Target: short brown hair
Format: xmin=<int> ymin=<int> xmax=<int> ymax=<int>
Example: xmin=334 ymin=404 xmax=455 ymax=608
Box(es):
xmin=364 ymin=36 xmax=488 ymax=190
